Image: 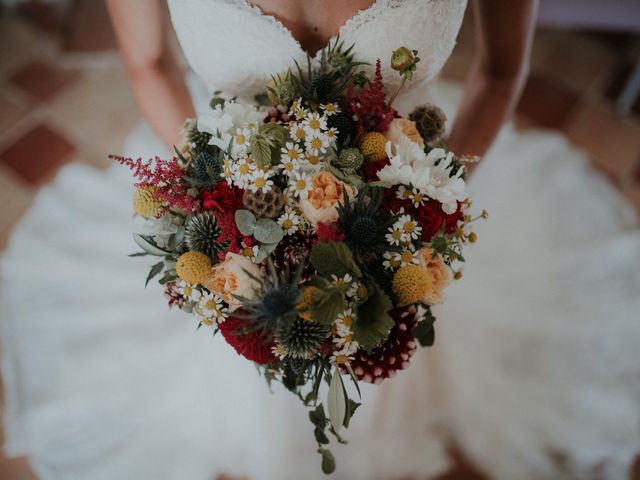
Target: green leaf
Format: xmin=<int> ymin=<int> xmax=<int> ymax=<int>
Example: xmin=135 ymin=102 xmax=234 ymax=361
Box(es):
xmin=254 ymin=242 xmax=278 ymax=263
xmin=250 ymin=137 xmax=272 ymax=167
xmin=353 ymin=282 xmax=394 ymax=351
xmin=319 ymin=448 xmax=336 ymax=475
xmin=309 ymin=404 xmax=327 ymax=427
xmin=412 ymin=321 xmax=435 ymax=347
xmin=327 ymin=368 xmax=346 ymax=433
xmin=344 ymin=363 xmax=361 ymax=399
xmin=128 ymin=252 xmax=148 ymax=257
xmin=145 ymin=261 xmax=164 ymax=287
xmin=314 ymin=427 xmax=330 ymax=445
xmin=235 ymin=209 xmax=257 ymax=236
xmin=311 ymin=289 xmax=346 ymax=325
xmin=253 ymin=218 xmax=284 ymax=244
xmin=309 ymin=241 xmax=362 ymax=279
xmin=343 ymin=399 xmax=361 ymax=429
xmin=133 ymin=234 xmax=170 ymax=257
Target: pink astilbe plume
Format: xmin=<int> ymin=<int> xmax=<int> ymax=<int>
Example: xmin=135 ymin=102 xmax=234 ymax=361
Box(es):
xmin=347 ymin=59 xmax=398 ymax=138
xmin=110 ymin=155 xmax=199 ymax=214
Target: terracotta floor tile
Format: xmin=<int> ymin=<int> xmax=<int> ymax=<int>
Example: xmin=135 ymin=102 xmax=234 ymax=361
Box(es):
xmin=9 ymin=60 xmax=81 ymax=103
xmin=0 ymin=123 xmax=75 ymax=185
xmin=0 ymin=12 xmax=53 ymax=75
xmin=0 ymin=89 xmax=30 ymax=134
xmin=516 ymin=75 xmax=580 ymax=129
xmin=565 ymin=102 xmax=640 ymax=179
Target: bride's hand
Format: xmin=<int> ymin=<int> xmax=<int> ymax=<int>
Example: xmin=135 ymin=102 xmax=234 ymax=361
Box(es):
xmin=106 ymin=0 xmax=196 ymax=150
xmin=447 ymin=0 xmax=537 ymax=161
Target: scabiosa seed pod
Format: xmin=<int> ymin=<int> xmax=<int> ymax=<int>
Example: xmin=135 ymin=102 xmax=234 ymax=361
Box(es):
xmin=348 ymin=306 xmax=418 ymax=384
xmin=391 ymin=46 xmax=415 ymax=71
xmin=185 ymin=212 xmax=222 ymax=259
xmin=242 ymin=185 xmax=285 ymax=218
xmin=408 ymin=104 xmax=447 ymax=144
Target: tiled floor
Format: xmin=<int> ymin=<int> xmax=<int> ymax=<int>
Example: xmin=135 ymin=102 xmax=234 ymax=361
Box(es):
xmin=0 ymin=2 xmax=639 ymax=479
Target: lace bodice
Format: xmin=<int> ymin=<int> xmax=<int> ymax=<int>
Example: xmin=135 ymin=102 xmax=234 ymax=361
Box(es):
xmin=167 ymin=0 xmax=467 ymax=110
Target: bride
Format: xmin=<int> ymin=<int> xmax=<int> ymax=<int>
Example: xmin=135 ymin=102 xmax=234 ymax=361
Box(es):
xmin=2 ymin=0 xmax=639 ymax=478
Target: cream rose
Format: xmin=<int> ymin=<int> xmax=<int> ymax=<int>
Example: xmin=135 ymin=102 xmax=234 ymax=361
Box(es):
xmin=203 ymin=253 xmax=261 ymax=311
xmin=299 ymin=171 xmax=356 ymax=227
xmin=416 ymin=247 xmax=451 ymax=304
xmin=385 ymin=118 xmax=425 ymax=148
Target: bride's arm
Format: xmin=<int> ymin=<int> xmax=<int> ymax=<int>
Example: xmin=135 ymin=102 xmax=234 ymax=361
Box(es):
xmin=106 ymin=0 xmax=195 ymax=149
xmin=447 ymin=0 xmax=538 ymax=165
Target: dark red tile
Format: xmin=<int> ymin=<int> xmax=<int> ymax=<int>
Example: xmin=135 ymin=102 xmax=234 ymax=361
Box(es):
xmin=0 ymin=124 xmax=75 ymax=185
xmin=516 ymin=75 xmax=580 ymax=129
xmin=9 ymin=60 xmax=80 ymax=103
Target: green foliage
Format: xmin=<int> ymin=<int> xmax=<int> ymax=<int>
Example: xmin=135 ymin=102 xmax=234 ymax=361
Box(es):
xmin=145 ymin=261 xmax=165 ymax=287
xmin=327 ymin=368 xmax=346 ymax=433
xmin=353 ymin=281 xmax=394 ymax=351
xmin=133 ymin=234 xmax=170 ymax=257
xmin=309 ymin=241 xmax=362 ymax=279
xmin=412 ymin=306 xmax=436 ymax=347
xmin=250 ymin=122 xmax=289 ymax=167
xmin=235 ymin=209 xmax=284 ymax=244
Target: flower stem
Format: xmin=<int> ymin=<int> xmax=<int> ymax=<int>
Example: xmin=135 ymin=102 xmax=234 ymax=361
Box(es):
xmin=386 ymin=76 xmax=407 ymax=109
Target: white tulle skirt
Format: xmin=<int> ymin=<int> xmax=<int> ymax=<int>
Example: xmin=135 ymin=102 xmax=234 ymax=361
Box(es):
xmin=2 ymin=81 xmax=639 ymax=480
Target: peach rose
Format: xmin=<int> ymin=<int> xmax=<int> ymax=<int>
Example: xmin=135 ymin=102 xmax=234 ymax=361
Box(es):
xmin=385 ymin=118 xmax=425 ymax=148
xmin=203 ymin=253 xmax=261 ymax=311
xmin=299 ymin=171 xmax=356 ymax=227
xmin=416 ymin=247 xmax=451 ymax=304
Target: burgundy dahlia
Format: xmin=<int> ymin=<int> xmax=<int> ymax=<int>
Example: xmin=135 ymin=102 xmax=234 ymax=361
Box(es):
xmin=219 ymin=315 xmax=279 ymax=365
xmin=349 ymin=306 xmax=418 ymax=384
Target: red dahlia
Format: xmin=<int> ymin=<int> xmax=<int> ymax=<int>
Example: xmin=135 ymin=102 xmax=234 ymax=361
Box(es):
xmin=348 ymin=306 xmax=418 ymax=384
xmin=218 ymin=315 xmax=279 ymax=365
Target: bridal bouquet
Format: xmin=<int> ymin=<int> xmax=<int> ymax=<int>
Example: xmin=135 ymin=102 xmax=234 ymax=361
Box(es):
xmin=113 ymin=40 xmax=483 ymax=474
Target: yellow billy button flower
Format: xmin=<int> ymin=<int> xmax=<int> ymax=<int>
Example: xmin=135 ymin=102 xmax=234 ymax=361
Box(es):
xmin=360 ymin=132 xmax=388 ymax=162
xmin=176 ymin=251 xmax=212 ymax=285
xmin=132 ymin=186 xmax=164 ymax=218
xmin=392 ymin=264 xmax=431 ymax=306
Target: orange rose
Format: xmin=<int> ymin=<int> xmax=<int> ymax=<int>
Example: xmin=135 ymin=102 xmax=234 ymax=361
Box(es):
xmin=385 ymin=118 xmax=425 ymax=148
xmin=299 ymin=171 xmax=356 ymax=227
xmin=416 ymin=247 xmax=451 ymax=304
xmin=203 ymin=253 xmax=261 ymax=311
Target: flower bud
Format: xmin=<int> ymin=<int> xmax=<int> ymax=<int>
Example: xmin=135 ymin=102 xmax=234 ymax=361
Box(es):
xmin=391 ymin=47 xmax=415 ymax=71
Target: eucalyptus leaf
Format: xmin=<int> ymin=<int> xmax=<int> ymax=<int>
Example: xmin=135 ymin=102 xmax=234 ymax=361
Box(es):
xmin=327 ymin=368 xmax=346 ymax=433
xmin=133 ymin=234 xmax=170 ymax=256
xmin=235 ymin=210 xmax=257 ymax=236
xmin=253 ymin=218 xmax=284 ymax=244
xmin=254 ymin=242 xmax=278 ymax=263
xmin=145 ymin=261 xmax=165 ymax=287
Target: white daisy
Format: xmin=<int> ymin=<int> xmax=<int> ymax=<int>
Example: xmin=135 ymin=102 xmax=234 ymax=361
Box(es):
xmin=302 ymin=112 xmax=327 ymax=135
xmin=383 ymin=251 xmax=402 ymax=270
xmin=230 ymin=127 xmax=252 ymax=158
xmin=397 ymin=214 xmax=422 ymax=241
xmin=331 ymin=273 xmax=353 ymax=289
xmin=305 ymin=133 xmax=330 ymax=155
xmin=231 ymin=157 xmax=256 ymax=187
xmin=289 ymin=171 xmax=312 ymax=197
xmin=320 ymin=103 xmax=340 ymax=116
xmin=289 ymin=123 xmax=308 ymax=142
xmin=277 ymin=211 xmax=300 ymax=235
xmin=280 ymin=142 xmax=304 ymax=163
xmin=249 ymin=169 xmax=274 ymax=193
xmin=289 ymin=98 xmax=308 ymax=119
xmin=385 ymin=226 xmax=404 ymax=246
xmin=271 ymin=344 xmax=287 ymax=360
xmin=199 ymin=292 xmax=227 ymax=321
xmin=331 ymin=349 xmax=355 ymax=365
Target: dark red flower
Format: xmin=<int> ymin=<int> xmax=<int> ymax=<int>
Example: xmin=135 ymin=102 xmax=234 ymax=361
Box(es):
xmin=202 ymin=181 xmax=244 ymax=213
xmin=218 ymin=314 xmax=279 ymax=365
xmin=383 ymin=188 xmax=463 ymax=242
xmin=316 ymin=222 xmax=345 ymax=242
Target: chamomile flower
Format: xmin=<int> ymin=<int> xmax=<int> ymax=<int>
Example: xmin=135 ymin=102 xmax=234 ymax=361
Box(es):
xmin=249 ymin=169 xmax=274 ymax=192
xmin=232 ymin=157 xmax=256 ymax=187
xmin=396 ymin=185 xmax=413 ymax=201
xmin=240 ymin=244 xmax=260 ymax=262
xmin=385 ymin=226 xmax=404 ymax=246
xmin=289 ymin=171 xmax=312 ymax=197
xmin=177 ymin=280 xmax=202 ymax=302
xmin=281 ymin=142 xmax=304 ymax=162
xmin=279 ymin=156 xmax=301 ymax=177
xmin=277 ymin=210 xmax=301 ymax=235
xmin=320 ymin=103 xmax=340 ymax=116
xmin=410 ymin=187 xmax=426 ymax=207
xmin=230 ymin=127 xmax=252 ymax=158
xmin=396 ymin=214 xmax=422 ymax=241
xmin=289 ymin=123 xmax=308 ymax=142
xmin=383 ymin=251 xmax=402 ymax=270
xmin=305 ymin=134 xmax=330 ymax=155
xmin=303 ymin=112 xmax=327 ymax=135
xmin=331 ymin=349 xmax=355 ymax=365
xmin=333 ymin=334 xmax=355 ymax=348
xmin=331 ymin=273 xmax=353 ymax=289
xmin=199 ymin=292 xmax=227 ymax=322
xmin=289 ymin=98 xmax=308 ymax=119
xmin=271 ymin=344 xmax=287 ymax=360
xmin=335 ymin=308 xmax=356 ymax=331
xmin=300 ymin=152 xmax=324 ymax=172
xmin=325 ymin=127 xmax=339 ymax=142
xmin=222 ymin=157 xmax=234 ymax=182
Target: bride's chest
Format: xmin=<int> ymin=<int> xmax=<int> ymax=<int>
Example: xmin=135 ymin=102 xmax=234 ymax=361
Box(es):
xmin=167 ymin=0 xmax=467 ymax=100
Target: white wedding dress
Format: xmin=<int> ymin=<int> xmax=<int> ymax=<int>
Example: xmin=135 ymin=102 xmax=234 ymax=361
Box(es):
xmin=2 ymin=1 xmax=640 ymax=479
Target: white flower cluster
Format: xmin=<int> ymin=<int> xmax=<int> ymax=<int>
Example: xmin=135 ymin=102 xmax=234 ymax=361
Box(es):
xmin=177 ymin=280 xmax=227 ymax=326
xmin=378 ymin=136 xmax=467 ymax=214
xmin=331 ymin=308 xmax=360 ymax=365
